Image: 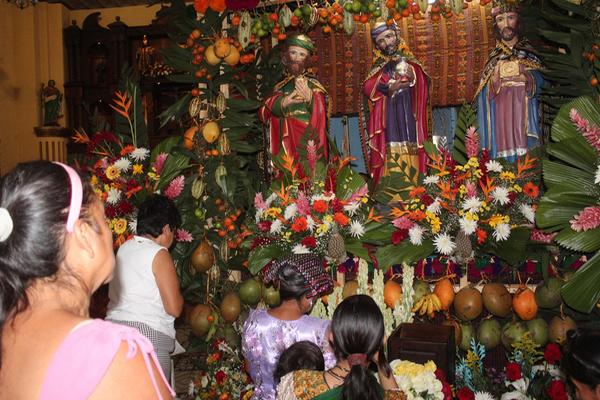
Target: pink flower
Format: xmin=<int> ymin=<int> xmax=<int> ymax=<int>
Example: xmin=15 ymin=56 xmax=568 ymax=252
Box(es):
xmin=175 ymin=229 xmax=193 ymax=242
xmin=570 ymin=206 xmax=600 ymax=232
xmin=531 ymin=229 xmax=557 ymax=243
xmin=258 ymin=221 xmax=272 ymax=232
xmin=465 ymin=182 xmax=477 ymax=198
xmin=307 ymin=140 xmax=317 ymax=176
xmin=164 ymin=175 xmax=185 ymax=199
xmin=465 ymin=126 xmax=480 ymax=158
xmin=153 ymin=152 xmax=168 ymax=175
xmin=392 ymin=216 xmax=414 ymax=230
xmin=570 ymin=108 xmax=600 ymax=154
xmin=254 ymin=193 xmax=266 ymax=210
xmin=296 ymin=192 xmax=311 ymax=215
xmin=347 ymin=184 xmax=369 ymax=204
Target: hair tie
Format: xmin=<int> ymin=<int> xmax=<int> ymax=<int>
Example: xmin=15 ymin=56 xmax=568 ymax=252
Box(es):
xmin=0 ymin=207 xmax=13 ymax=242
xmin=53 ymin=162 xmax=83 ymax=233
xmin=347 ymin=353 xmax=368 ymax=367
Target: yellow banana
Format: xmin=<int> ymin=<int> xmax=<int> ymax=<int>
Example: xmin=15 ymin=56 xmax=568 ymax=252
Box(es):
xmin=431 ymin=294 xmax=442 ymax=311
xmin=412 ymin=297 xmax=425 ymax=313
xmin=426 ymin=297 xmax=434 ymax=317
xmin=419 ymin=300 xmax=428 ymax=316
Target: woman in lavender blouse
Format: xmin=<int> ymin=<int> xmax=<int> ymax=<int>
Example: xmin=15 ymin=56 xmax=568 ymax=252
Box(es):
xmin=242 ymin=254 xmax=336 ymax=400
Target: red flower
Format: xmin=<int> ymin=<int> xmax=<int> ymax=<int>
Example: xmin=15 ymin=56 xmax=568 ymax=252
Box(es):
xmin=333 ymin=212 xmax=350 ymax=226
xmin=420 ymin=194 xmax=434 ymax=206
xmin=313 ymin=200 xmax=328 ymax=213
xmin=301 ymin=236 xmax=317 ymax=248
xmin=391 ymin=229 xmax=408 ymax=244
xmin=544 ymin=343 xmax=562 ymax=364
xmin=456 ymin=387 xmax=475 ymax=400
xmin=215 ymin=370 xmax=227 ymax=385
xmin=506 ymin=362 xmax=522 ymax=381
xmin=523 ymin=182 xmax=540 ymax=199
xmin=547 ymin=380 xmax=568 ymax=400
xmin=476 ymin=228 xmax=488 ymax=245
xmin=332 ymin=199 xmax=344 ymax=213
xmin=291 ymin=217 xmax=308 ymax=232
xmin=258 ymin=221 xmax=272 ymax=232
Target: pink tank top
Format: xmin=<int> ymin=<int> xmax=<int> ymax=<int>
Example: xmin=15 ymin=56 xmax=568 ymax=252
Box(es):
xmin=39 ymin=319 xmax=175 ymax=399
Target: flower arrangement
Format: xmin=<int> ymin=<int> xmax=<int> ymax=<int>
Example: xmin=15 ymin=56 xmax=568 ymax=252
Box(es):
xmin=389 ymin=127 xmax=540 ymax=262
xmin=455 ymin=339 xmax=495 ymax=398
xmin=187 ymin=337 xmax=254 ymax=400
xmin=390 ymin=359 xmax=444 ymax=400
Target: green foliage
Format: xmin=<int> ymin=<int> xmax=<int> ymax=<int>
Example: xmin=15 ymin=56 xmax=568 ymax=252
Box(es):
xmin=452 ymin=103 xmax=478 ymax=165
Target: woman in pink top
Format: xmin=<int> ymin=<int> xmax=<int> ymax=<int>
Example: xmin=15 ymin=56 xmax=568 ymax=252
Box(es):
xmin=0 ymin=161 xmax=174 ymax=399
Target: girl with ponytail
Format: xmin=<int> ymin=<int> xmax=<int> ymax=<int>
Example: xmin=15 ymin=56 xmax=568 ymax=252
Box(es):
xmin=276 ymin=294 xmax=405 ymax=400
xmin=0 ymin=161 xmax=173 ymax=399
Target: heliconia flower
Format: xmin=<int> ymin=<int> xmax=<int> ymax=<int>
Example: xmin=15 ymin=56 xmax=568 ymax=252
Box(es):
xmin=175 ymin=229 xmax=193 ymax=242
xmin=164 ymin=175 xmax=185 ymax=199
xmin=493 ymin=223 xmax=511 ymax=241
xmin=254 ymin=193 xmax=267 ymax=210
xmin=392 ymin=216 xmax=414 ymax=230
xmin=485 ymin=160 xmax=503 ymax=173
xmin=307 ymin=140 xmax=317 ymax=175
xmin=114 ymin=157 xmax=131 ymax=172
xmin=296 ymin=192 xmax=311 ymax=215
xmin=106 ymin=187 xmax=122 ymax=205
xmin=292 ymin=244 xmax=310 ymax=254
xmin=570 ymin=206 xmax=600 ymax=232
xmin=408 ymin=225 xmax=424 ymax=245
xmin=570 ymin=108 xmax=600 ymax=154
xmin=433 ymin=233 xmax=456 ymax=255
xmin=130 ymin=147 xmax=150 ymax=162
xmin=284 ymin=203 xmax=298 ymax=220
xmin=349 ymin=220 xmax=365 ymax=238
xmin=465 ymin=126 xmax=480 ymax=158
xmin=153 ymin=153 xmax=168 ymax=175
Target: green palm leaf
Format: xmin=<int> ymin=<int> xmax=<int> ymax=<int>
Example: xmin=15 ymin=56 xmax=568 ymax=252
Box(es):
xmin=555 ymin=227 xmax=600 ymax=252
xmin=561 ymin=251 xmax=600 ymax=313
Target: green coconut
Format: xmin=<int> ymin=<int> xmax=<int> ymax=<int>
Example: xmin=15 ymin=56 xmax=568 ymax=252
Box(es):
xmin=526 ymin=318 xmax=549 ymax=347
xmin=502 ymin=321 xmax=528 ymax=350
xmin=478 ymin=319 xmax=502 ymax=350
xmin=534 ymin=277 xmax=563 ymax=309
xmin=459 ymin=322 xmax=475 ymax=351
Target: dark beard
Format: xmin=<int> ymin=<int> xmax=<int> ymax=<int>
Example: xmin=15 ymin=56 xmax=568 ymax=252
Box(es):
xmin=380 ymin=43 xmax=399 ymax=56
xmin=285 ymin=59 xmax=307 ymax=76
xmin=495 ymin=25 xmax=518 ymax=41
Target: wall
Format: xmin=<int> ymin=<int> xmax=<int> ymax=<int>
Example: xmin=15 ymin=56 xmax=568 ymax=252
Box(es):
xmin=0 ymin=2 xmax=159 ymax=175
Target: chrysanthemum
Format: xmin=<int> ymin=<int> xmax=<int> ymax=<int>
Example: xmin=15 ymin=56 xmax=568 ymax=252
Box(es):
xmin=270 ymin=219 xmax=283 ymax=234
xmin=485 ymin=160 xmax=503 ymax=173
xmin=474 ymin=392 xmax=495 ymax=400
xmin=408 ymin=225 xmax=424 ymax=245
xmin=433 ymin=233 xmax=456 ymax=255
xmin=292 ymin=244 xmax=310 ymax=254
xmin=128 ymin=219 xmax=137 ymax=234
xmin=427 ymin=198 xmax=442 ymax=215
xmin=284 ymin=203 xmax=298 ymax=220
xmin=306 ymin=216 xmax=316 ymax=232
xmin=343 ymin=202 xmax=361 ymax=216
xmin=130 ymin=147 xmax=150 ymax=162
xmin=423 ymin=175 xmax=440 ymax=185
xmin=462 ymin=197 xmax=482 ymax=213
xmin=349 ymin=220 xmax=365 ymax=238
xmin=492 ymin=186 xmax=511 ymax=205
xmin=493 ymin=223 xmax=511 ymax=241
xmin=106 ymin=187 xmax=122 ymax=205
xmin=459 ymin=217 xmax=478 ymax=235
xmin=114 ymin=157 xmax=131 ymax=172
xmin=519 ymin=203 xmax=536 ymax=223
xmin=132 ymin=164 xmax=143 ymax=175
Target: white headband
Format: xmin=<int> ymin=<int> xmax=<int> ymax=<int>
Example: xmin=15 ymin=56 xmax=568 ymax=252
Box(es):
xmin=0 ymin=207 xmax=13 ymax=242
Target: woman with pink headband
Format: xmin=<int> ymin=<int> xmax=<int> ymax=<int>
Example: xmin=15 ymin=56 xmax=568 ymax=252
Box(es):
xmin=0 ymin=161 xmax=174 ymax=399
xmin=276 ymin=295 xmax=404 ymax=400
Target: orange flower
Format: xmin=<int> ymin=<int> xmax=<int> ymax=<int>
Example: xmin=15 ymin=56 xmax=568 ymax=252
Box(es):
xmin=209 ymin=0 xmax=226 ymax=12
xmin=409 ymin=209 xmax=426 ymax=221
xmin=120 ymin=145 xmax=135 ymax=156
xmin=409 ymin=186 xmax=426 ymax=198
xmin=194 ymin=0 xmax=209 ymax=13
xmin=291 ymin=217 xmax=308 ymax=232
xmin=333 ymin=212 xmax=349 ymax=226
xmin=523 ymin=182 xmax=539 ymax=199
xmin=476 ymin=228 xmax=488 ymax=245
xmin=313 ymin=200 xmax=328 ymax=213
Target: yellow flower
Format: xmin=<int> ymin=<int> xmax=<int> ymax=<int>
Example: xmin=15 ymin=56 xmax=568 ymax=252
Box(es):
xmin=264 ymin=207 xmax=282 ymax=218
xmin=283 ymin=231 xmax=292 ymax=241
xmin=466 ymin=350 xmax=480 ymax=368
xmin=465 ymin=212 xmax=479 ymax=221
xmin=324 ymin=215 xmax=333 ymax=223
xmin=105 ymin=165 xmax=120 ymax=180
xmin=458 ymin=185 xmax=467 ymax=195
xmin=316 ymin=224 xmax=330 ymax=235
xmin=473 ymin=169 xmax=483 ymax=178
xmin=513 ymin=184 xmax=522 ymax=193
xmin=113 ymin=218 xmax=128 ymax=235
xmin=133 ymin=164 xmax=143 ymax=175
xmin=455 ymin=165 xmax=466 ymax=172
xmin=90 ymin=175 xmax=99 ymax=187
xmin=487 ymin=214 xmax=509 ymax=228
xmin=426 ymin=212 xmax=441 ymax=233
xmin=467 ymin=157 xmax=479 ymax=168
xmin=500 ymin=171 xmax=516 ymax=181
xmin=147 ymin=172 xmax=159 ymax=181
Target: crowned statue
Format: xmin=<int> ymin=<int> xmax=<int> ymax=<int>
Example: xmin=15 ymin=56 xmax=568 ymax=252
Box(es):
xmin=361 ymin=20 xmax=430 ymax=186
xmin=474 ymin=0 xmax=544 ymax=160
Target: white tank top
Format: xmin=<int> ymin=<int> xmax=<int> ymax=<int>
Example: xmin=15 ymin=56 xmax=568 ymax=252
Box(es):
xmin=106 ymin=236 xmax=175 ymax=338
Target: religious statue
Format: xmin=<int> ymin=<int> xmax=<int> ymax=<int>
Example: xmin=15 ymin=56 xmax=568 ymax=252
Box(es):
xmin=137 ymin=35 xmax=156 ymax=77
xmin=474 ymin=0 xmax=544 ymax=160
xmin=259 ymin=34 xmax=329 ymax=168
xmin=41 ymin=79 xmax=63 ymax=126
xmin=361 ymin=21 xmax=430 ymax=186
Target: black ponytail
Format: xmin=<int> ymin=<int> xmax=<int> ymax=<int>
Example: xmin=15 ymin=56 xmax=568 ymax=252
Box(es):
xmin=331 ymin=295 xmax=392 ymax=400
xmin=563 ymin=327 xmax=600 ymax=390
xmin=0 ymin=161 xmax=94 ymax=367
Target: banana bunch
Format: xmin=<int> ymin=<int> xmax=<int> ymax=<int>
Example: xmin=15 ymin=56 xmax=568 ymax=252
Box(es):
xmin=412 ymin=293 xmax=443 ymax=318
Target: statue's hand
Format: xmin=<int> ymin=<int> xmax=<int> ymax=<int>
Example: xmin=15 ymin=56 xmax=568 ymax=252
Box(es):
xmin=295 ymin=78 xmax=313 ymax=102
xmin=282 ymin=91 xmax=304 ymax=108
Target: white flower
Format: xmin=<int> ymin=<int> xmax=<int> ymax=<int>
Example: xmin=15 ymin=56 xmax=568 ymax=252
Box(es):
xmin=423 ymin=175 xmax=440 ymax=185
xmin=486 ymin=160 xmax=504 ymax=172
xmin=200 ymin=374 xmax=209 ymax=388
xmin=475 ymin=392 xmax=496 ymax=400
xmin=493 ymin=223 xmax=511 ymax=241
xmin=427 ymin=198 xmax=442 ymax=215
xmin=114 ymin=157 xmax=131 ymax=172
xmin=343 ymin=202 xmax=361 ymax=216
xmin=270 ymin=219 xmax=283 ymax=234
xmin=284 ymin=203 xmax=298 ymax=220
xmin=433 ymin=233 xmax=456 ymax=255
xmin=128 ymin=218 xmax=137 ymax=234
xmin=265 ymin=193 xmax=278 ymax=207
xmin=462 ymin=197 xmax=482 ymax=213
xmin=519 ymin=203 xmax=536 ymax=223
xmin=409 ymin=225 xmax=424 ymax=245
xmin=255 ymin=210 xmax=264 ymax=222
xmin=187 ymin=381 xmax=195 ymax=396
xmin=106 ymin=187 xmax=122 ymax=205
xmin=349 ymin=220 xmax=365 ymax=238
xmin=459 ymin=217 xmax=478 ymax=235
xmin=292 ymin=244 xmax=310 ymax=254
xmin=492 ymin=186 xmax=511 ymax=205
xmin=595 ymin=165 xmax=600 ymax=184
xmin=306 ymin=215 xmax=316 ymax=232
xmin=130 ymin=147 xmax=150 ymax=161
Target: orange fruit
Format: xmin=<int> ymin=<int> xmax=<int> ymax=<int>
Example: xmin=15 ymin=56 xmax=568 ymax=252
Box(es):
xmin=183 ymin=126 xmax=198 ymax=150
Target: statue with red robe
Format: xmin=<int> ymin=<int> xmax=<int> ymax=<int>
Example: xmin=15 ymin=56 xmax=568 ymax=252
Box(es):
xmin=259 ymin=34 xmax=328 ymax=170
xmin=362 ymin=22 xmax=430 ymax=186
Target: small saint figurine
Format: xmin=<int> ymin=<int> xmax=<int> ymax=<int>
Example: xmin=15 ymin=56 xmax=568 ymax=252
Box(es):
xmin=41 ymin=80 xmax=62 ymax=126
